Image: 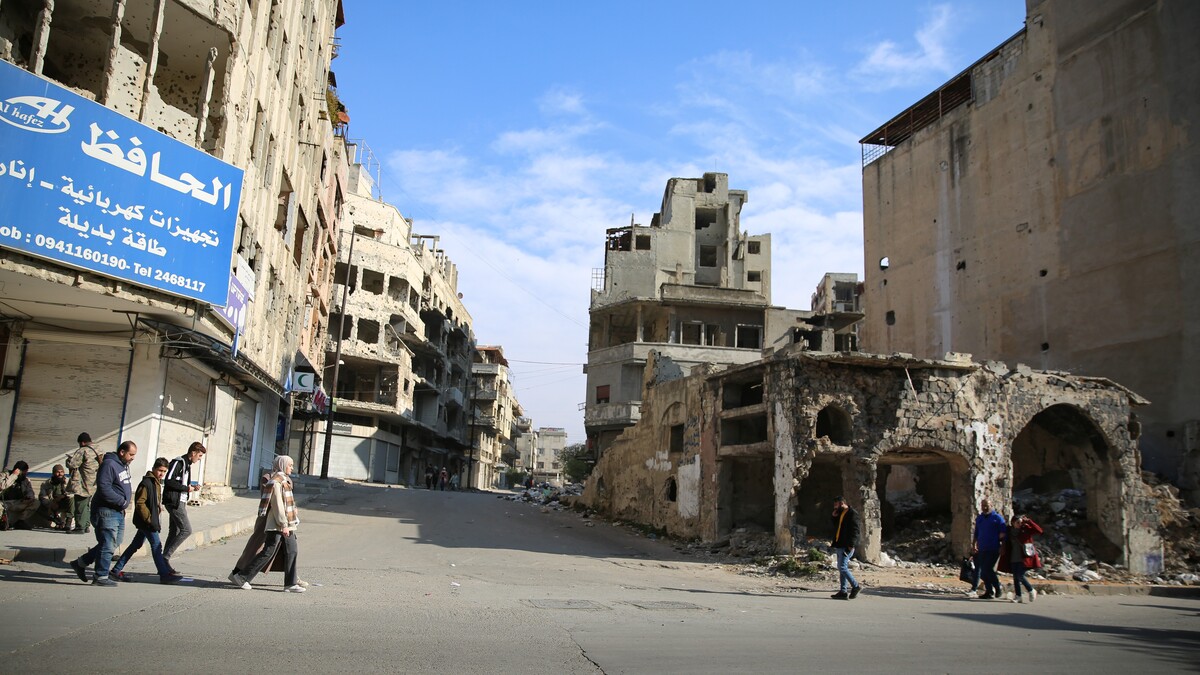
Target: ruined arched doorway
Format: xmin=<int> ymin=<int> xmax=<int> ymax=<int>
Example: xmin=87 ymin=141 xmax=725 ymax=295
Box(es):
xmin=792 ymin=457 xmax=844 ymax=547
xmin=876 ymin=447 xmax=971 ymax=562
xmin=1011 ymin=404 xmax=1122 ymax=564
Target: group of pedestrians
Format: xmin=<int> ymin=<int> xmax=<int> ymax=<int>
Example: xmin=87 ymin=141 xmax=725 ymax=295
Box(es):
xmin=424 ymin=466 xmax=459 ymax=490
xmin=826 ymin=495 xmax=1045 ymax=604
xmin=967 ymin=498 xmax=1044 ymax=603
xmin=67 ymin=439 xmax=202 ymax=586
xmin=57 ymin=432 xmax=304 ymax=593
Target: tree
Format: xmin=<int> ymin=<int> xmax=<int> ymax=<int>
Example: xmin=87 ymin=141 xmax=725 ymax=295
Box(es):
xmin=559 ymin=442 xmax=593 ymax=483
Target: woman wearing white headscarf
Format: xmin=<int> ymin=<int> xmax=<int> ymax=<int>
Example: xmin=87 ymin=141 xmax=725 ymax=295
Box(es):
xmin=229 ymin=456 xmax=305 ymax=592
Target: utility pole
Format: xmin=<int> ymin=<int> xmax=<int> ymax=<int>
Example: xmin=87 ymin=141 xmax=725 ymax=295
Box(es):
xmin=321 ymin=229 xmax=355 ymax=479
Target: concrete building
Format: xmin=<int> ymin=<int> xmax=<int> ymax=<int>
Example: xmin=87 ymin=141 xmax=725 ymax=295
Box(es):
xmin=298 ymin=156 xmax=475 ymax=486
xmin=857 ymin=0 xmax=1200 ymax=497
xmin=581 ymin=348 xmax=1163 ymax=574
xmin=0 ymin=0 xmax=347 ymax=489
xmin=469 ymin=345 xmax=523 ymax=488
xmin=585 ymin=172 xmax=812 ymax=456
xmin=534 ymin=426 xmax=568 ymax=485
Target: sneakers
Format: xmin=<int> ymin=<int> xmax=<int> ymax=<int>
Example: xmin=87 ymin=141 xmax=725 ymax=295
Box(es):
xmin=70 ymin=559 xmax=89 ymax=583
xmin=295 ymin=579 xmax=310 ymax=589
xmin=228 ymin=572 xmax=251 ymax=590
xmin=1029 ymin=589 xmax=1037 ymax=603
xmin=285 ymin=584 xmax=307 ymax=593
xmin=112 ymin=571 xmax=130 ymax=582
xmin=980 ymin=592 xmax=995 ymax=600
xmin=849 ymin=586 xmax=861 ymax=600
xmin=93 ymin=577 xmax=118 ymax=587
xmin=831 ymin=591 xmax=849 ymax=600
xmin=1012 ymin=596 xmax=1021 ymax=603
xmin=964 ymin=589 xmax=978 ymax=598
xmin=160 ymin=574 xmax=184 ymax=585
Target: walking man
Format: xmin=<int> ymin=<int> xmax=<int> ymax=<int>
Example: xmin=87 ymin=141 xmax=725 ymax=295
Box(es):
xmin=830 ymin=496 xmax=862 ymax=600
xmin=65 ymin=432 xmax=102 ymax=533
xmin=69 ymin=440 xmax=136 ymax=586
xmin=162 ymin=442 xmax=205 ymax=572
xmin=972 ymin=498 xmax=1007 ymax=599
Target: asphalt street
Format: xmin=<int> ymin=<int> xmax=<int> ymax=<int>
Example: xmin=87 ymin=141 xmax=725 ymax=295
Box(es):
xmin=1 ymin=482 xmax=1197 ymax=674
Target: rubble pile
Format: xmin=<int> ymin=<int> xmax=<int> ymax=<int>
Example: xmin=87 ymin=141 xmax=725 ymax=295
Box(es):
xmin=881 ymin=490 xmax=955 ymax=566
xmin=1142 ymin=472 xmax=1200 ymax=577
xmin=501 ymin=483 xmax=585 ymax=511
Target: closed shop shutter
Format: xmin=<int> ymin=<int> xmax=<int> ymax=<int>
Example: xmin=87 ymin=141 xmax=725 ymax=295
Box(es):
xmin=10 ymin=340 xmax=128 ymax=472
xmin=228 ymin=396 xmax=258 ymax=488
xmin=156 ymin=360 xmax=212 ymax=461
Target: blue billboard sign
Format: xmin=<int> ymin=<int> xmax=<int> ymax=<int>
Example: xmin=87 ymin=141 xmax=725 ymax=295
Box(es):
xmin=0 ymin=59 xmax=242 ymax=305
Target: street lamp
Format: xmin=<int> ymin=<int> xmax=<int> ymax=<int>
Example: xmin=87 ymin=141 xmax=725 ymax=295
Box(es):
xmin=321 ymin=229 xmax=356 ymax=479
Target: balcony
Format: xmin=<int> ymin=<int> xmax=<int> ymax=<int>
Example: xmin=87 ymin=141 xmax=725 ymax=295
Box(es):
xmin=474 ymin=386 xmax=498 ymax=400
xmin=472 ymin=363 xmax=502 ymax=375
xmin=584 ymin=401 xmax=642 ymax=428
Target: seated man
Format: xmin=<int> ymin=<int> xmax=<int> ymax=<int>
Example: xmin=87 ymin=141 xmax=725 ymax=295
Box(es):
xmin=1 ymin=461 xmax=38 ymax=530
xmin=39 ymin=464 xmax=72 ymax=529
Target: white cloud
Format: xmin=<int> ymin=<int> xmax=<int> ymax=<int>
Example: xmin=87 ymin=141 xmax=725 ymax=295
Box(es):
xmin=854 ymin=4 xmax=956 ymax=88
xmin=538 ymin=87 xmax=587 ymax=116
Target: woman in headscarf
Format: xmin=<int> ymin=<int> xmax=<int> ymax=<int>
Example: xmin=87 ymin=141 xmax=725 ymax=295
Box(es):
xmin=228 ymin=456 xmax=305 ymax=592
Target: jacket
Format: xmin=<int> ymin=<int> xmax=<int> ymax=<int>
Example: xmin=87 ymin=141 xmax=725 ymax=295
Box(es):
xmin=132 ymin=472 xmax=163 ymax=532
xmin=92 ymin=452 xmax=132 ymax=511
xmin=998 ymin=519 xmax=1044 ymax=573
xmin=65 ymin=444 xmax=103 ymax=497
xmin=162 ymin=455 xmax=192 ymax=509
xmin=831 ymin=506 xmax=860 ymax=550
xmin=973 ymin=511 xmax=1007 ymax=551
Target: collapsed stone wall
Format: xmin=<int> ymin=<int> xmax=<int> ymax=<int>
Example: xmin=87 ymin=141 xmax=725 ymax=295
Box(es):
xmin=581 ymin=349 xmax=1164 ymax=574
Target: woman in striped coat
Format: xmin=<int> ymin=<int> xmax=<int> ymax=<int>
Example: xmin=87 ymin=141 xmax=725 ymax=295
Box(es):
xmin=229 ymin=455 xmax=305 ymax=593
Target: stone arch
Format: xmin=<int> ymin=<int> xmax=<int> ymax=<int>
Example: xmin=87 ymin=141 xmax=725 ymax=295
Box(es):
xmin=872 ymin=445 xmax=974 ymax=563
xmin=1010 ymin=403 xmax=1123 ymax=563
xmin=815 ymin=404 xmax=853 ymax=445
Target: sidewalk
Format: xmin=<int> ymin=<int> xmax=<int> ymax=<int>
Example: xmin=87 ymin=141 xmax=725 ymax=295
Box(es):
xmin=0 ymin=476 xmax=340 ymax=565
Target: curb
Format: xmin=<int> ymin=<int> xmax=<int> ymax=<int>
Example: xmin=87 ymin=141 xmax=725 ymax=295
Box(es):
xmin=1038 ymin=581 xmax=1200 ymax=598
xmin=1 ymin=484 xmax=332 ymax=565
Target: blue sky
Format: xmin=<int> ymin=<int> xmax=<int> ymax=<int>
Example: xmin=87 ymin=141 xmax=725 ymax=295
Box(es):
xmin=334 ymin=1 xmax=1028 ymax=443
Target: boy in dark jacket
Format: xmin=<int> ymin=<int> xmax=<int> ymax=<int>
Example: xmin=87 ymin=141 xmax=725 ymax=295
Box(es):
xmin=110 ymin=458 xmax=181 ymax=584
xmin=830 ymin=496 xmax=862 ymax=600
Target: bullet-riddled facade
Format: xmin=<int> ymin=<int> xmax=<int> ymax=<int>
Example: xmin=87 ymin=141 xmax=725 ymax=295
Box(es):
xmin=0 ymin=1 xmax=347 ymax=489
xmin=303 ymin=158 xmax=475 ymax=486
xmin=858 ymin=0 xmax=1200 ymax=496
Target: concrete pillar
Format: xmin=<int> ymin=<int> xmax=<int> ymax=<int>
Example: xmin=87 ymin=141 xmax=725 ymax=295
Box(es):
xmin=635 ymin=305 xmax=643 ymax=343
xmin=846 ymin=457 xmax=880 ymax=563
xmin=195 ymin=47 xmax=218 ymax=146
xmin=139 ymin=0 xmax=166 ymax=122
xmin=29 ymin=0 xmax=53 ymax=75
xmin=99 ymin=0 xmax=125 ymax=105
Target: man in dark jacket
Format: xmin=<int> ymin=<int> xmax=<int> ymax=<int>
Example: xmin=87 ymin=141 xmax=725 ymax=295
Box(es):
xmin=69 ymin=441 xmax=136 ymax=586
xmin=830 ymin=496 xmax=862 ymax=600
xmin=162 ymin=442 xmax=205 ymax=571
xmin=110 ymin=458 xmax=181 ymax=584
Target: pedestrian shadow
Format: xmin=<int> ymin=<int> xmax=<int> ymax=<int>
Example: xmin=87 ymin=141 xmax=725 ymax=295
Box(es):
xmin=935 ymin=610 xmax=1200 ymax=668
xmin=865 ymin=586 xmax=972 ymax=601
xmin=0 ymin=568 xmax=83 ymax=586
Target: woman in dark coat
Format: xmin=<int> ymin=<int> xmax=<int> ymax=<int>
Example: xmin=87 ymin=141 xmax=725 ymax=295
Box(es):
xmin=999 ymin=514 xmax=1043 ymax=603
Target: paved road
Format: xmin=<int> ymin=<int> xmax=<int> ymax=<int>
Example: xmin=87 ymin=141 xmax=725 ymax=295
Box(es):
xmin=1 ymin=483 xmax=1197 ymax=674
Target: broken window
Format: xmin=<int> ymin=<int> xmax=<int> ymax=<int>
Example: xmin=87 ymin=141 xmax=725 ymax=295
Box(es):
xmin=721 ymin=415 xmax=768 ymax=445
xmin=681 ymin=322 xmax=703 ymax=345
xmin=815 ymin=405 xmax=853 ymax=445
xmin=886 ymin=311 xmax=896 ymax=326
xmin=635 ymin=235 xmax=651 ymax=250
xmin=292 ymin=207 xmax=309 ymax=267
xmin=274 ymin=173 xmax=295 ymax=233
xmin=329 ymin=312 xmax=352 ymax=340
xmin=358 ymin=319 xmax=379 ymax=344
xmin=698 ymin=245 xmax=718 ymax=267
xmin=735 ymin=324 xmax=762 ymax=349
xmin=747 ymin=241 xmax=761 ymax=255
xmin=361 ymin=269 xmax=384 ymax=295
xmin=334 ymin=261 xmax=358 ymax=291
xmin=747 ymin=271 xmax=762 ymax=282
xmin=595 ymin=385 xmax=610 ymax=404
xmin=722 ymin=380 xmax=763 ymax=409
xmin=696 ymin=208 xmax=719 ymax=230
xmin=669 ymin=424 xmax=685 ymax=453
xmin=665 ymin=477 xmax=678 ymax=502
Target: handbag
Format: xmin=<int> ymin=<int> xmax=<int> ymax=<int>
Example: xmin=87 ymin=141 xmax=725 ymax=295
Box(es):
xmin=1023 ymin=542 xmax=1036 ymax=557
xmin=958 ymin=556 xmax=975 ymax=583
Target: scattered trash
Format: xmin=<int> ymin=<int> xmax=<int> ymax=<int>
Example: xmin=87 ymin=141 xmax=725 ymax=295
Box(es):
xmin=450 ymin=582 xmax=461 ymax=587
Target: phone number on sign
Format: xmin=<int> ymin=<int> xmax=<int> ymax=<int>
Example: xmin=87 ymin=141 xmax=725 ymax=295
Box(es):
xmin=33 ymin=233 xmax=130 ymax=270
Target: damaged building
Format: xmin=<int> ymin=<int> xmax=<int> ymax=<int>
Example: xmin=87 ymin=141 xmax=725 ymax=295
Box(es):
xmin=584 ymin=172 xmax=858 ymax=457
xmin=0 ymin=1 xmax=348 ymax=489
xmin=858 ymin=0 xmax=1200 ymax=498
xmin=295 ymin=155 xmax=483 ymax=487
xmin=581 ymin=348 xmax=1163 ymax=574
